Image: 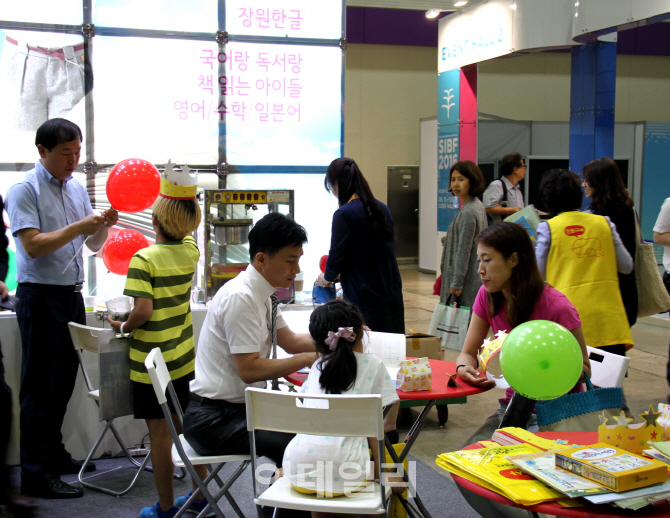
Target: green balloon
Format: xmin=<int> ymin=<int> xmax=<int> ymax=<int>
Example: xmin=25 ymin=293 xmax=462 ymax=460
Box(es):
xmin=5 ymin=248 xmax=17 ymax=292
xmin=499 ymin=320 xmax=582 ymax=401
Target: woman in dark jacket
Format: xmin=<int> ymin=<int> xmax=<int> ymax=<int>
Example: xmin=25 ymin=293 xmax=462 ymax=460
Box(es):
xmin=318 ymin=157 xmax=404 ymax=334
xmin=583 ymin=157 xmax=638 ymax=327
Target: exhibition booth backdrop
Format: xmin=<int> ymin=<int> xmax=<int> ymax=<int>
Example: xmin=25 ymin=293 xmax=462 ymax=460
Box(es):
xmin=426 ymin=0 xmax=670 ymax=274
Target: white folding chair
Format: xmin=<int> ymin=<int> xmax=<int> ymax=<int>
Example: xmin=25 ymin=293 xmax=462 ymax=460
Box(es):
xmin=68 ymin=322 xmax=153 ymax=496
xmin=245 ymin=387 xmax=391 ymax=518
xmin=145 ymin=347 xmax=251 ymax=518
xmin=586 ymin=346 xmax=630 ymax=388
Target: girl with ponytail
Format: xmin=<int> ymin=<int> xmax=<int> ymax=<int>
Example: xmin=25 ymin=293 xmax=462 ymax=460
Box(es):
xmin=282 ymin=300 xmax=399 ymax=499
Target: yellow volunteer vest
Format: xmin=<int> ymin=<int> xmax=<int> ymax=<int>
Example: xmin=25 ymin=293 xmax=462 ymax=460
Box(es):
xmin=546 ymin=211 xmax=633 ymax=349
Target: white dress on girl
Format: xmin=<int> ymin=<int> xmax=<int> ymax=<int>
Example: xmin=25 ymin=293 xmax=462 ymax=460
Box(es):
xmin=282 ymin=351 xmax=399 ymax=496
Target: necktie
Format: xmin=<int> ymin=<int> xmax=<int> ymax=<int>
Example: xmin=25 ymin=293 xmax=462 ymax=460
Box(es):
xmin=270 ymin=293 xmax=279 ymax=390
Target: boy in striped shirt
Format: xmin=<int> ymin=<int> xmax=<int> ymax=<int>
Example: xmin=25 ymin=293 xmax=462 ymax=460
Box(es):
xmin=108 ymin=194 xmax=206 ymax=518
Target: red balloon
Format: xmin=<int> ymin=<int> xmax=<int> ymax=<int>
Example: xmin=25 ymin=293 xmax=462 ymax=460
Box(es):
xmin=102 ymin=229 xmax=150 ymax=275
xmin=107 ymin=158 xmax=160 ymax=213
xmin=319 ymin=254 xmax=328 ymax=273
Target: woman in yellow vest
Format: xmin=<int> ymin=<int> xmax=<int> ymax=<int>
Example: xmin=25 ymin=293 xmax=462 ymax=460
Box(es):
xmin=536 ymin=169 xmax=634 ymax=351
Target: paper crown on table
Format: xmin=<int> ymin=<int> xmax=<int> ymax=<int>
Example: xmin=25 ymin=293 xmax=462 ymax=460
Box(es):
xmin=478 ymin=330 xmax=508 ymax=376
xmin=598 ymin=406 xmax=669 ymax=454
xmin=159 ymin=160 xmax=198 ymax=200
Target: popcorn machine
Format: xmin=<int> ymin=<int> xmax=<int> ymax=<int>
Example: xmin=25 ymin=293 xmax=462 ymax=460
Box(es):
xmin=197 ymin=189 xmax=295 ymax=302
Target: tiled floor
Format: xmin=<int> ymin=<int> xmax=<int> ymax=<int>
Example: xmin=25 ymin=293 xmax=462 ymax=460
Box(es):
xmin=397 ymin=265 xmax=670 ymax=479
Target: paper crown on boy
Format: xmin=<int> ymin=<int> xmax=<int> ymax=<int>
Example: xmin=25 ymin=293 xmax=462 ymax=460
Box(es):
xmin=159 ymin=160 xmax=198 ymax=200
xmin=598 ymin=406 xmax=669 ymax=454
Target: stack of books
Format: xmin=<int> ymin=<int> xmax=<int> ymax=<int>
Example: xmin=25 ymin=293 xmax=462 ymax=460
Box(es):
xmin=644 ymin=440 xmax=670 ymax=465
xmin=506 ymin=438 xmax=670 ymax=510
xmin=437 ymin=428 xmax=670 ymax=511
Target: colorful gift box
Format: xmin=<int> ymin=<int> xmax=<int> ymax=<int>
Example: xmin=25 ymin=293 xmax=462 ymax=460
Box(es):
xmin=396 ymin=357 xmax=432 ymax=392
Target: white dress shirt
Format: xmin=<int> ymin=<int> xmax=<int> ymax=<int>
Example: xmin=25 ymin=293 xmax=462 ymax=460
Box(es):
xmin=190 ymin=264 xmax=287 ymax=403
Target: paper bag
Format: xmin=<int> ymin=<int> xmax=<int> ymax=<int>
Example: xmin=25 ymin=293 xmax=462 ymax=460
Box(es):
xmin=427 ymin=301 xmax=470 ymax=351
xmin=396 ymin=357 xmax=432 ymax=392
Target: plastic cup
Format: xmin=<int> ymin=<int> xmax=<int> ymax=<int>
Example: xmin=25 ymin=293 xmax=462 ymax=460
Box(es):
xmin=294 ymin=271 xmax=304 ymax=292
xmin=105 ymin=296 xmax=132 ymax=321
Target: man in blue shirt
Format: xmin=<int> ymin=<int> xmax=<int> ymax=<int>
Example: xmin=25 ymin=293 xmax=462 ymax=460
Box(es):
xmin=5 ymin=118 xmax=118 ymax=499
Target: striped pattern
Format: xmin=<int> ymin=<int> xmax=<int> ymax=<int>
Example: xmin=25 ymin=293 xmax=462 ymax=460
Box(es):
xmin=124 ymin=236 xmax=199 ymax=383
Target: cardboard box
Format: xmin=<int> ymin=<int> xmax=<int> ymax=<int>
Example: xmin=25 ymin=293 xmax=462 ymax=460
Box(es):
xmin=555 ymin=443 xmax=668 ymax=492
xmin=405 ymin=333 xmax=441 ymax=360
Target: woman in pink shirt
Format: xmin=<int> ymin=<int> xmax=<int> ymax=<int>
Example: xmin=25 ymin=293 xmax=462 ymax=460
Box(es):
xmin=456 ymin=222 xmax=591 ymax=425
xmin=454 ymin=222 xmax=591 ymax=518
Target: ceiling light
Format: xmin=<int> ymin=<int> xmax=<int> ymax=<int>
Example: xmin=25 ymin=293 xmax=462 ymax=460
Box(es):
xmin=454 ymin=1 xmax=468 ymax=6
xmin=425 ymin=8 xmax=442 ymax=18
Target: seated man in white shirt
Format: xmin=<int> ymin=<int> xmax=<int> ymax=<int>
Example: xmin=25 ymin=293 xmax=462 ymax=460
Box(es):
xmin=184 ymin=212 xmax=316 ymax=469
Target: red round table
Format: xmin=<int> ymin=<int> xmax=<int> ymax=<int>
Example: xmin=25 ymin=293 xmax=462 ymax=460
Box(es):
xmin=286 ymin=359 xmax=490 ymax=518
xmin=285 ymin=358 xmax=489 ymax=400
xmin=453 ymin=431 xmax=670 ymax=517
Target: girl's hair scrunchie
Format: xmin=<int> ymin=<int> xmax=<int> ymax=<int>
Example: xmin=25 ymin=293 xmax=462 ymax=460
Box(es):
xmin=324 ymin=327 xmax=356 ymax=351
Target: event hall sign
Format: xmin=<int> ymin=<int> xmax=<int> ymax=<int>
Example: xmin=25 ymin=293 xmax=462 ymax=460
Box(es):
xmin=437 ymin=0 xmax=575 ymax=73
xmin=438 ymin=0 xmax=514 ymax=73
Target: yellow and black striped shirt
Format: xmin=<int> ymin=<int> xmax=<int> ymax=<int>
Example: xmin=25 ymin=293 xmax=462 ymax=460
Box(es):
xmin=124 ymin=236 xmax=199 ymax=384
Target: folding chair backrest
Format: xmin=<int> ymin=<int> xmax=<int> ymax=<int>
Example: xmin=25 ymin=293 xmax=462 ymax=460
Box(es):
xmin=145 ymin=347 xmax=172 ymax=406
xmin=245 ymin=388 xmax=384 ymax=441
xmin=68 ymin=322 xmax=115 ymax=353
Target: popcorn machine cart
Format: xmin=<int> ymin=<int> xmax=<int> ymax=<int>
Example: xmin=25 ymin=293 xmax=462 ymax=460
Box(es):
xmin=197 ymin=189 xmax=295 ymax=302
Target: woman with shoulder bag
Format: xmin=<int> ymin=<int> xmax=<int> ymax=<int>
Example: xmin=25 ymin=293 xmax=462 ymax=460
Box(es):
xmin=439 ymin=161 xmax=487 ymax=308
xmin=583 ymin=157 xmax=638 ymax=327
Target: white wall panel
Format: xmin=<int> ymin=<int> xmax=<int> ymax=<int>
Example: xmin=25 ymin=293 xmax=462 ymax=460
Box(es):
xmin=532 ymin=122 xmax=569 ymax=156
xmin=478 ymin=121 xmax=530 ymax=160
xmin=419 ymin=117 xmax=438 ymax=273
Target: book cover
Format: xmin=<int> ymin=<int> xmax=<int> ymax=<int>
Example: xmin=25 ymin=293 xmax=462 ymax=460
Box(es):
xmin=507 ymin=451 xmax=611 ymax=498
xmin=555 ymin=443 xmax=668 ymax=492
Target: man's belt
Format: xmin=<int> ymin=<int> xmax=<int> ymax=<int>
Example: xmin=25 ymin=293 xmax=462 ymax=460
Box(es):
xmin=189 ymin=394 xmax=243 ymax=409
xmin=19 ymin=282 xmax=84 ymax=292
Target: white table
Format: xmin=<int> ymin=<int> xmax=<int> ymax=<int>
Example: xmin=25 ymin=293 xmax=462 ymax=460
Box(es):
xmin=2 ymin=303 xmax=313 ymax=465
xmin=1 ymin=304 xmax=209 ymax=465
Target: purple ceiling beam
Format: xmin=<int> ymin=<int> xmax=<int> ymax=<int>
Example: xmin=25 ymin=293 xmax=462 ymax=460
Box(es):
xmin=346 ymin=6 xmax=449 ymax=47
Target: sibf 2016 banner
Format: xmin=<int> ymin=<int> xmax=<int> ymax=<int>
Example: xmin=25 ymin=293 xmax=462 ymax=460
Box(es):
xmin=437 ymin=69 xmax=460 ymax=232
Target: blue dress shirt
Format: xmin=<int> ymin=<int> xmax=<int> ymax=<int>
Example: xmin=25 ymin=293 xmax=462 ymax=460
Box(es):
xmin=5 ymin=161 xmax=93 ymax=285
